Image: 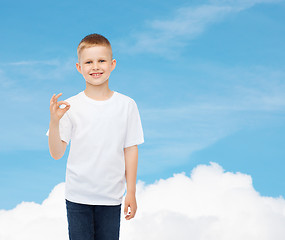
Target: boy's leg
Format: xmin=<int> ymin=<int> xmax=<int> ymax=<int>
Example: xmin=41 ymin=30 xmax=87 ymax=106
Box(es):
xmin=93 ymin=204 xmax=122 ymax=240
xmin=66 ymin=199 xmax=95 ymax=240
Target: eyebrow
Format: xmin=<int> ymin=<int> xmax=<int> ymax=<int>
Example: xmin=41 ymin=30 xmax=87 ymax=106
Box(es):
xmin=84 ymin=57 xmax=108 ymax=61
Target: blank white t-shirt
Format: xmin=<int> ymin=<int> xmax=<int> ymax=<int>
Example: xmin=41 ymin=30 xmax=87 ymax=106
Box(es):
xmin=46 ymin=90 xmax=144 ymax=205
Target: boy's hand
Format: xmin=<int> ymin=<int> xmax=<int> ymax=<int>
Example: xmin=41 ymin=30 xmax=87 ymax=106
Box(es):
xmin=49 ymin=93 xmax=70 ymax=122
xmin=124 ymin=192 xmax=137 ymax=220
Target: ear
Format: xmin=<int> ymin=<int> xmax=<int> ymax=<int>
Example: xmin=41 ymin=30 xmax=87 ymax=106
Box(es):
xmin=76 ymin=62 xmax=82 ymax=74
xmin=111 ymin=59 xmax=116 ymax=72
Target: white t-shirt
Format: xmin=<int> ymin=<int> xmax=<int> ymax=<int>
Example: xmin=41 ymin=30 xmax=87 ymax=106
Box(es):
xmin=46 ymin=90 xmax=144 ymax=205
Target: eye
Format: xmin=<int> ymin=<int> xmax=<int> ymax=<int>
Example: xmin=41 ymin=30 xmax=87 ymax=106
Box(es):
xmin=85 ymin=61 xmax=92 ymax=64
xmin=99 ymin=60 xmax=106 ymax=62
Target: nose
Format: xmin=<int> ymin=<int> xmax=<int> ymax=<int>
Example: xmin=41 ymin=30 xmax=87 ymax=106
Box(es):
xmin=92 ymin=62 xmax=99 ymax=70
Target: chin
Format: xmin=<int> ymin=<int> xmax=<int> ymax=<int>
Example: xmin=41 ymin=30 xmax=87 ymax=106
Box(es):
xmin=87 ymin=80 xmax=107 ymax=86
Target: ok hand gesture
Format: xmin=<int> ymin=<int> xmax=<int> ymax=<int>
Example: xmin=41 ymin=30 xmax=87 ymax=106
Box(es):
xmin=49 ymin=93 xmax=70 ymax=122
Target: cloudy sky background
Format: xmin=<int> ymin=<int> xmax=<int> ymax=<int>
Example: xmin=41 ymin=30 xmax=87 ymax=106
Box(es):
xmin=0 ymin=0 xmax=285 ymax=238
xmin=1 ymin=163 xmax=285 ymax=240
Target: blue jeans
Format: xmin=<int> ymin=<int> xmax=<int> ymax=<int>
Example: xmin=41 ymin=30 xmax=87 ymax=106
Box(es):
xmin=66 ymin=199 xmax=122 ymax=240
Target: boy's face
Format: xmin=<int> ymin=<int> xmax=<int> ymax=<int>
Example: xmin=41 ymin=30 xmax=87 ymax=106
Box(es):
xmin=76 ymin=45 xmax=116 ymax=87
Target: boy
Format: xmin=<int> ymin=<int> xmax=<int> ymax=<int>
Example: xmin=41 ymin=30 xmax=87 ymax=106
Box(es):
xmin=46 ymin=33 xmax=144 ymax=240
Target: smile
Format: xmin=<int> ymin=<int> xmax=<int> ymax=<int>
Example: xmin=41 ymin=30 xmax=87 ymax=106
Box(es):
xmin=90 ymin=73 xmax=103 ymax=78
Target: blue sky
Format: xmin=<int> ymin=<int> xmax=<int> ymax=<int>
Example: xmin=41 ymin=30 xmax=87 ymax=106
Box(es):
xmin=0 ymin=0 xmax=284 ymax=210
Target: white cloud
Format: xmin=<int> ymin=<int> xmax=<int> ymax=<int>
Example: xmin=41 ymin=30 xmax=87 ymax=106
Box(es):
xmin=6 ymin=60 xmax=61 ymax=66
xmin=1 ymin=162 xmax=285 ymax=240
xmin=2 ymin=57 xmax=77 ymax=81
xmin=209 ymin=0 xmax=282 ymax=10
xmin=117 ymin=4 xmax=233 ymax=57
xmin=117 ymin=0 xmax=283 ymax=56
xmin=0 ymin=183 xmax=68 ymax=240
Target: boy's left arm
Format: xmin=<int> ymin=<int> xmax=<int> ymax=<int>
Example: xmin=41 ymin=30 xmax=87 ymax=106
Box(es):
xmin=124 ymin=145 xmax=138 ymax=220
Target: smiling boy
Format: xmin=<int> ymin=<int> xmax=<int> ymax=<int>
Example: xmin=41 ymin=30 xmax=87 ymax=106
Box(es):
xmin=46 ymin=33 xmax=144 ymax=240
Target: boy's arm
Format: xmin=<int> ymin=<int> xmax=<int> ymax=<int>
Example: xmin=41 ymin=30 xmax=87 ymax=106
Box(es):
xmin=47 ymin=93 xmax=70 ymax=160
xmin=48 ymin=120 xmax=67 ymax=160
xmin=124 ymin=145 xmax=138 ymax=220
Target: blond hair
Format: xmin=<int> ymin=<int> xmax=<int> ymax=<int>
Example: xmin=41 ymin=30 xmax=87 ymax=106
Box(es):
xmin=77 ymin=33 xmax=112 ymax=60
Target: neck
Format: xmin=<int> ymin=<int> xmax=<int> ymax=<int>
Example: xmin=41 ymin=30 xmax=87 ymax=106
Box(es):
xmin=84 ymin=82 xmax=113 ymax=101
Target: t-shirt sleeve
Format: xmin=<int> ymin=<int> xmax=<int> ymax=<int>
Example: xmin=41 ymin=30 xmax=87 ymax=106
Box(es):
xmin=124 ymin=99 xmax=144 ymax=148
xmin=46 ymin=110 xmax=72 ymax=145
